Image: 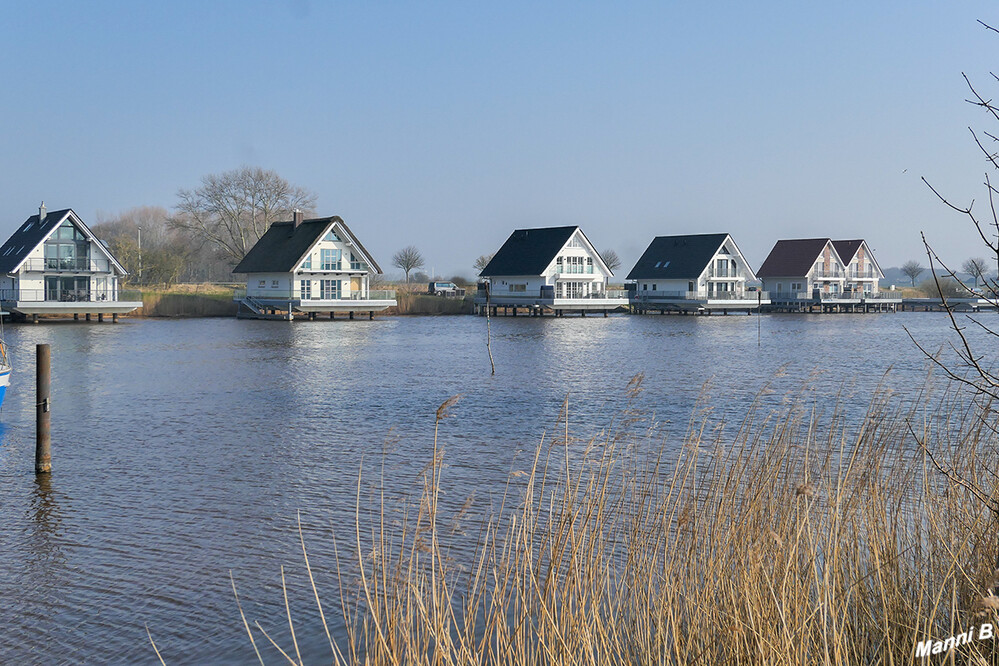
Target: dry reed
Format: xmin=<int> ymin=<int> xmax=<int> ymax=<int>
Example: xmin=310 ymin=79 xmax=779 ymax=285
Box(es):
xmin=236 ymin=375 xmax=999 ymax=664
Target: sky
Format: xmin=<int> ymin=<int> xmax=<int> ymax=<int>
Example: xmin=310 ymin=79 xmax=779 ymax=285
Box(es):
xmin=3 ymin=1 xmax=999 ymax=279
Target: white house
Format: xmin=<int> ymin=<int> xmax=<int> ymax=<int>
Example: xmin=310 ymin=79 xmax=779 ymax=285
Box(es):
xmin=832 ymin=240 xmax=885 ymax=296
xmin=0 ymin=204 xmax=141 ymax=322
xmin=475 ymin=226 xmax=626 ymax=315
xmin=757 ymin=238 xmax=899 ymax=310
xmin=626 ymin=233 xmax=767 ymax=311
xmin=232 ymin=211 xmax=395 ymax=320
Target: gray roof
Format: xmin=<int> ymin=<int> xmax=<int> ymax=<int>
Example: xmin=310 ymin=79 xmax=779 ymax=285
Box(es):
xmin=0 ymin=208 xmax=126 ymax=275
xmin=232 ymin=215 xmax=382 ymax=274
xmin=832 ymin=240 xmax=863 ymax=264
xmin=480 ymin=226 xmax=580 ymax=276
xmin=0 ymin=208 xmax=72 ymax=273
xmin=626 ymin=233 xmax=731 ymax=280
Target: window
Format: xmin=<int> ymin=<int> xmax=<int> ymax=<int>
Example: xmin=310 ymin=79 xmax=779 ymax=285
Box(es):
xmin=300 ymin=280 xmax=312 ymax=299
xmin=652 ymin=284 xmax=657 ymax=291
xmin=643 ymin=284 xmax=648 ymax=291
xmin=559 ymin=256 xmax=585 ymax=274
xmin=44 ymin=220 xmax=90 ymax=270
xmin=271 ymin=280 xmax=279 ymax=288
xmin=350 ymin=253 xmax=363 ymax=270
xmin=321 ymin=249 xmax=341 ymax=270
xmin=323 ymin=229 xmax=342 ymax=242
xmin=301 ymin=254 xmax=312 ymax=270
xmin=258 ymin=280 xmax=266 ymax=288
xmin=509 ymin=283 xmax=526 ymax=292
xmin=320 ymin=279 xmax=341 ymax=299
xmin=566 ymin=236 xmax=582 ymax=248
xmin=586 ymin=257 xmax=593 ymax=274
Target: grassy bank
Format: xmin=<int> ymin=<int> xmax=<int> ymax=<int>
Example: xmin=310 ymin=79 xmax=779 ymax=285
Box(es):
xmin=228 ymin=377 xmax=999 ymax=664
xmin=133 ymin=284 xmax=238 ymax=317
xmin=389 ymin=290 xmax=473 ymax=315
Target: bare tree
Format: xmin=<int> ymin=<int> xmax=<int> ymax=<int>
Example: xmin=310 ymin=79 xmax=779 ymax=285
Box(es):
xmin=601 ymin=249 xmax=622 ymax=273
xmin=172 ymin=166 xmax=316 ymax=265
xmin=901 ymin=260 xmax=925 ymax=287
xmin=94 ymin=206 xmax=233 ymax=285
xmin=963 ymin=257 xmax=989 ymax=287
xmin=473 ymin=253 xmax=494 ymax=275
xmin=393 ymin=246 xmax=425 ymax=283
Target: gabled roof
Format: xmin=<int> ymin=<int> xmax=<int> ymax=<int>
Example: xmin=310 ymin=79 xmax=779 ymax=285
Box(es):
xmin=480 ymin=226 xmax=591 ymax=277
xmin=833 ymin=239 xmax=884 ymax=279
xmin=0 ymin=208 xmax=127 ymax=275
xmin=232 ymin=215 xmax=382 ymax=274
xmin=757 ymin=238 xmax=841 ymax=278
xmin=626 ymin=233 xmax=733 ymax=280
xmin=831 ymin=240 xmax=863 ymax=265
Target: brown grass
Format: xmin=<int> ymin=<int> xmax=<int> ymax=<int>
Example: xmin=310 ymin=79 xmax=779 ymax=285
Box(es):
xmin=134 ymin=287 xmax=238 ymax=317
xmin=235 ymin=376 xmax=999 ymax=664
xmin=390 ymin=291 xmax=473 ymax=315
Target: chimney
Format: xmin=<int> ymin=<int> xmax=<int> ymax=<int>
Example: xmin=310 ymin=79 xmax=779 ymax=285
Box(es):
xmin=39 ymin=201 xmax=46 ymax=224
xmin=293 ymin=209 xmax=303 ymax=229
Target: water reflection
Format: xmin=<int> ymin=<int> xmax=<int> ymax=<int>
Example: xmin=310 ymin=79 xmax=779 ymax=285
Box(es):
xmin=29 ymin=474 xmax=64 ymax=561
xmin=0 ymin=313 xmax=980 ymax=663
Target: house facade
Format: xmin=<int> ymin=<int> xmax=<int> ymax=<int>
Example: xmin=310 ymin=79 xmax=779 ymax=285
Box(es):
xmin=833 ymin=240 xmax=884 ymax=295
xmin=757 ymin=238 xmax=899 ymax=309
xmin=475 ymin=226 xmax=627 ymax=314
xmin=0 ymin=205 xmax=141 ymax=320
xmin=626 ymin=233 xmax=767 ymax=310
xmin=232 ymin=211 xmax=395 ymax=319
xmin=479 ymin=226 xmax=612 ymax=299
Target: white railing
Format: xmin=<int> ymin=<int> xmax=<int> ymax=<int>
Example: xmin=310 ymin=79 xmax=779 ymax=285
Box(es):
xmin=866 ymin=290 xmax=902 ymax=300
xmin=234 ymin=288 xmax=396 ymax=301
xmin=0 ymin=288 xmax=141 ymax=303
xmin=19 ymin=258 xmax=111 ymax=272
xmin=634 ymin=291 xmax=768 ymax=301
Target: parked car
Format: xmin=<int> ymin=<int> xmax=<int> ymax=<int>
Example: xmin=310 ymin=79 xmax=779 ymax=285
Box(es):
xmin=428 ymin=281 xmax=466 ymax=297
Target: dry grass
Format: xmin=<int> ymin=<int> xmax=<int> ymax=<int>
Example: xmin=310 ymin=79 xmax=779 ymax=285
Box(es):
xmin=237 ymin=376 xmax=999 ymax=664
xmin=390 ymin=291 xmax=473 ymax=315
xmin=135 ymin=287 xmax=238 ymax=317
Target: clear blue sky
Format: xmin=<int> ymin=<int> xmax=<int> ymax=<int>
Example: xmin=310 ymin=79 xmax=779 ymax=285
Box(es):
xmin=2 ymin=1 xmax=998 ymax=278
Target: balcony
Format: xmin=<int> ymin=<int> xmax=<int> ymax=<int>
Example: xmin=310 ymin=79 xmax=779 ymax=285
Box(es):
xmin=20 ymin=258 xmax=106 ymax=273
xmin=0 ymin=288 xmax=142 ymax=303
xmin=633 ymin=290 xmax=768 ymax=301
xmin=233 ymin=288 xmax=396 ymax=301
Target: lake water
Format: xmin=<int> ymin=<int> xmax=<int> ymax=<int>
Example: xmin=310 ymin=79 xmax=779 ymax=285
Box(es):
xmin=0 ymin=312 xmax=987 ymax=663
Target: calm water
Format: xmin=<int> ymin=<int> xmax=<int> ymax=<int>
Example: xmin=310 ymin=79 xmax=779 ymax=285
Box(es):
xmin=0 ymin=312 xmax=986 ymax=663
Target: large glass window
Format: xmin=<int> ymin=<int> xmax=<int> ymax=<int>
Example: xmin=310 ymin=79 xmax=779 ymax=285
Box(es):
xmin=300 ymin=280 xmax=312 ymax=299
xmin=350 ymin=253 xmax=363 ymax=270
xmin=45 ymin=276 xmax=90 ymax=302
xmin=321 ymin=249 xmax=341 ymax=270
xmin=301 ymin=254 xmax=312 ymax=270
xmin=44 ymin=220 xmax=90 ymax=270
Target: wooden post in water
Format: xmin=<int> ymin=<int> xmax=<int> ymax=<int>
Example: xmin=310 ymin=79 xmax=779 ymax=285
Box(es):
xmin=35 ymin=344 xmax=51 ymax=474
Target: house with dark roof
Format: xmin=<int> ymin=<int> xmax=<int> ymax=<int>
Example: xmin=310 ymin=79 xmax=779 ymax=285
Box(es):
xmin=475 ymin=226 xmax=626 ymax=314
xmin=832 ymin=240 xmax=885 ymax=295
xmin=232 ymin=211 xmax=395 ymax=320
xmin=757 ymin=238 xmax=899 ymax=309
xmin=0 ymin=204 xmax=141 ymax=322
xmin=625 ymin=233 xmax=767 ymax=311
